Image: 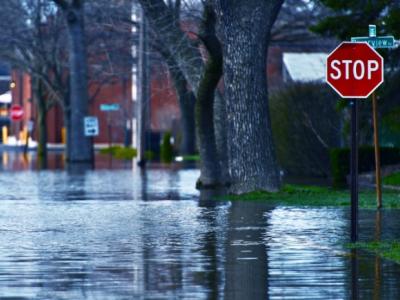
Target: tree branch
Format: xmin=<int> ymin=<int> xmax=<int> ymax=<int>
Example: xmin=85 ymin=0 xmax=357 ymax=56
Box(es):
xmin=52 ymin=0 xmax=68 ymax=10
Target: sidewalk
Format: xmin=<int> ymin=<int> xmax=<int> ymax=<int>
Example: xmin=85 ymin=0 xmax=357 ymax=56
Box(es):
xmin=0 ymin=143 xmax=123 ymax=152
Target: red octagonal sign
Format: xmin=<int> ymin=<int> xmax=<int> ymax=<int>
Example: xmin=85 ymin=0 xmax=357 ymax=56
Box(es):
xmin=10 ymin=104 xmax=24 ymax=122
xmin=326 ymin=42 xmax=384 ymax=98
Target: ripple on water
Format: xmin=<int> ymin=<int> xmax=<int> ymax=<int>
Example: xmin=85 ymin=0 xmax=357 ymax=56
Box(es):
xmin=0 ymin=168 xmax=399 ymax=299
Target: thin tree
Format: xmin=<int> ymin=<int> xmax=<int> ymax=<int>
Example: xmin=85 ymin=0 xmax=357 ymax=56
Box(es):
xmin=0 ymin=0 xmax=68 ymax=166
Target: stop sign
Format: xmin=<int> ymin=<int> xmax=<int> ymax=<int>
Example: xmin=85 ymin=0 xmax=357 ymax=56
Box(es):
xmin=326 ymin=42 xmax=384 ymax=98
xmin=10 ymin=104 xmax=24 ymax=121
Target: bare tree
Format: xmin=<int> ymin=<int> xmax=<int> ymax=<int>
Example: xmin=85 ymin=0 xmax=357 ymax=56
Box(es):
xmin=0 ymin=0 xmax=132 ymax=165
xmin=135 ymin=0 xmax=228 ymax=187
xmin=0 ymin=0 xmax=69 ymax=166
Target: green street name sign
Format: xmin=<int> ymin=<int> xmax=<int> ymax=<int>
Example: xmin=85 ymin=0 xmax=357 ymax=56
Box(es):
xmin=351 ymin=36 xmax=395 ymax=49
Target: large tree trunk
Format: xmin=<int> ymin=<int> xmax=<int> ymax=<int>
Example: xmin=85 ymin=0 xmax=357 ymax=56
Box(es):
xmin=196 ymin=3 xmax=224 ymax=188
xmin=61 ymin=0 xmax=93 ymax=163
xmin=195 ymin=57 xmax=221 ymax=187
xmin=215 ymin=0 xmax=283 ymax=194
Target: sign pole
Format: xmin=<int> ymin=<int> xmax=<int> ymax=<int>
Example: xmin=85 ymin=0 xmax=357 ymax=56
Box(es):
xmin=326 ymin=39 xmax=385 ymax=242
xmin=350 ymin=99 xmax=359 ymax=242
xmin=107 ymin=115 xmax=112 ymax=149
xmin=372 ymin=92 xmax=382 ymax=208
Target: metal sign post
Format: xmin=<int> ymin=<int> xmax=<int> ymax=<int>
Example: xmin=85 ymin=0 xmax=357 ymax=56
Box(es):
xmin=350 ymin=25 xmax=397 ymax=209
xmin=350 ymin=100 xmax=359 ymax=242
xmin=372 ymin=91 xmax=382 ymax=208
xmin=326 ymin=40 xmax=384 ymax=242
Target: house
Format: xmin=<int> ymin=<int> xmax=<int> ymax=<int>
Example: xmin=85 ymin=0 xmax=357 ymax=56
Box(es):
xmin=0 ymin=63 xmax=11 ymax=139
xmin=282 ymin=52 xmax=327 ymax=83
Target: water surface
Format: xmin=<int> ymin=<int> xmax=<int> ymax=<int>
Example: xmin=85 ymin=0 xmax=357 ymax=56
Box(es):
xmin=0 ymin=153 xmax=399 ymax=299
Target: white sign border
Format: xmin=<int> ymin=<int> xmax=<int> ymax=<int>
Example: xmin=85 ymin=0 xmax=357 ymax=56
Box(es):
xmin=325 ymin=41 xmax=384 ymax=99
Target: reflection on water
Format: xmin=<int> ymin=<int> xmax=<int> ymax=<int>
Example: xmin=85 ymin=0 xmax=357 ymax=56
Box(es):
xmin=0 ymin=151 xmax=135 ymax=171
xmin=0 ymin=153 xmax=399 ymax=299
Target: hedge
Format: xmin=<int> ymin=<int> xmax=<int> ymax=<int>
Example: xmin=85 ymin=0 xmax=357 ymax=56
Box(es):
xmin=330 ymin=146 xmax=400 ymax=188
xmin=270 ymin=82 xmax=340 ymax=177
xmin=160 ymin=132 xmax=174 ymax=163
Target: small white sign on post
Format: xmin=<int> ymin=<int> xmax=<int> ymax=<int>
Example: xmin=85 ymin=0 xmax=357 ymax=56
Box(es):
xmin=84 ymin=116 xmax=99 ymax=137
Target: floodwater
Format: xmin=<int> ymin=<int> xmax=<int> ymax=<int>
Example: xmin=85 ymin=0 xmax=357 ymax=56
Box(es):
xmin=0 ymin=152 xmax=400 ymax=299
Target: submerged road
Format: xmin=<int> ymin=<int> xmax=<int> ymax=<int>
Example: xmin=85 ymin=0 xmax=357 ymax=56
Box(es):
xmin=0 ymin=155 xmax=399 ymax=299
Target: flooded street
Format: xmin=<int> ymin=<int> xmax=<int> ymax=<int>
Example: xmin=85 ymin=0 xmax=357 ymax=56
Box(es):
xmin=0 ymin=153 xmax=400 ymax=299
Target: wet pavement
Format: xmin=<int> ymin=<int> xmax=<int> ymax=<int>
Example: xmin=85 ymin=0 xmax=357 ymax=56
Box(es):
xmin=0 ymin=152 xmax=400 ymax=299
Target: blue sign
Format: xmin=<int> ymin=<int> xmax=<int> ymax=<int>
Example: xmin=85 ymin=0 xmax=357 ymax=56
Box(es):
xmin=100 ymin=103 xmax=120 ymax=111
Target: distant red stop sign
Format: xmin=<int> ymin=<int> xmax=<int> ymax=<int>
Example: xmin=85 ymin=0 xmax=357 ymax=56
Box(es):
xmin=10 ymin=104 xmax=24 ymax=121
xmin=326 ymin=42 xmax=384 ymax=98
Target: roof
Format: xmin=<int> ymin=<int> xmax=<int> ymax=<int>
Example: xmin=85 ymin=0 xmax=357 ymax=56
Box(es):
xmin=0 ymin=91 xmax=12 ymax=104
xmin=283 ymin=52 xmax=327 ymax=82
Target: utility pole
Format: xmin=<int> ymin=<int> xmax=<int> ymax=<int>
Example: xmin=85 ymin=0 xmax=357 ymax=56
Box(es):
xmin=137 ymin=8 xmax=149 ymax=168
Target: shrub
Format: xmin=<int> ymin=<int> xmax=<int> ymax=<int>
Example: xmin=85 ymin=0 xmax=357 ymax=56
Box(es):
xmin=145 ymin=150 xmax=155 ymax=161
xmin=114 ymin=147 xmax=137 ymax=160
xmin=270 ymin=82 xmax=341 ymax=177
xmin=330 ymin=146 xmax=400 ymax=188
xmin=99 ymin=146 xmax=120 ymax=155
xmin=160 ymin=132 xmax=173 ymax=163
xmin=181 ymin=155 xmax=200 ymax=162
xmin=100 ymin=146 xmax=137 ymax=160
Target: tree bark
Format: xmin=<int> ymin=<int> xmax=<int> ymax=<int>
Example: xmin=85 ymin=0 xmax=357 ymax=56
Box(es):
xmin=215 ymin=0 xmax=283 ymax=194
xmin=56 ymin=0 xmax=93 ymax=163
xmin=167 ymin=63 xmax=196 ymax=155
xmin=213 ymin=91 xmax=229 ymax=184
xmin=32 ymin=76 xmax=48 ymax=168
xmin=37 ymin=83 xmax=48 ymax=168
xmin=196 ymin=3 xmax=224 ymax=188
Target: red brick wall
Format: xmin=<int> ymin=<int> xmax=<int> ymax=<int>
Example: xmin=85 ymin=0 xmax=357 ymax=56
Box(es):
xmin=150 ymin=63 xmax=180 ymax=132
xmin=11 ymin=71 xmax=133 ymax=144
xmin=90 ymin=78 xmax=132 ymax=144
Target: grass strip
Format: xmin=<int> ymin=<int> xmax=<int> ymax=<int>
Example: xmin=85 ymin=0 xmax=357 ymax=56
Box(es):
xmin=383 ymin=172 xmax=400 ymax=186
xmin=222 ymin=184 xmax=400 ymax=209
xmin=348 ymin=241 xmax=400 ymax=264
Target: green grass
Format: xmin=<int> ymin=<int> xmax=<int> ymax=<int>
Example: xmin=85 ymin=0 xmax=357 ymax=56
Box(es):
xmin=383 ymin=172 xmax=400 ymax=186
xmin=222 ymin=184 xmax=400 ymax=208
xmin=348 ymin=241 xmax=400 ymax=264
xmin=99 ymin=146 xmax=137 ymax=160
xmin=181 ymin=155 xmax=200 ymax=162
